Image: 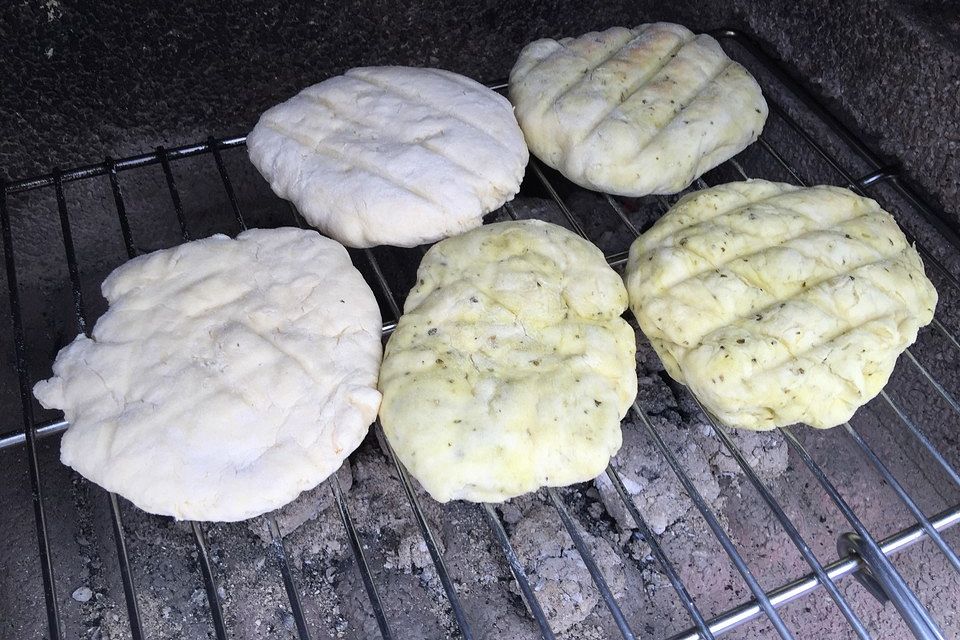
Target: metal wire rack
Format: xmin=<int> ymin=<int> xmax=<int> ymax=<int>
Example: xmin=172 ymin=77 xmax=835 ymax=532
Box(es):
xmin=2 ymin=29 xmax=959 ymax=640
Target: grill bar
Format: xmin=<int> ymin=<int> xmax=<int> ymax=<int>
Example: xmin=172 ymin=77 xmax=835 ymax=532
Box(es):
xmin=363 ymin=250 xmax=475 ymax=639
xmin=534 ymin=155 xmax=796 ymax=639
xmin=546 ymin=487 xmax=636 ymax=640
xmin=602 ymin=156 xmax=872 ymax=637
xmin=878 ymin=390 xmax=960 ymax=488
xmin=107 ymin=492 xmax=145 ymax=640
xmin=604 ymin=466 xmax=716 ymax=640
xmin=668 ymin=504 xmax=960 ymax=640
xmin=724 ymin=158 xmax=750 ymax=182
xmin=52 ymin=171 xmax=147 ymax=640
xmin=855 ymin=169 xmax=898 ymax=189
xmin=707 ymin=416 xmax=872 ymax=638
xmin=842 ymin=423 xmax=960 ymax=574
xmin=481 ymin=504 xmax=557 ymax=640
xmin=0 ymin=420 xmax=65 ymax=449
xmin=53 ymin=174 xmax=89 ymax=330
xmin=363 ymin=249 xmax=402 ymax=320
xmin=157 ymin=148 xmax=191 ymax=241
xmin=932 ymin=319 xmax=960 ymax=352
xmin=903 ymin=350 xmax=960 ymax=417
xmin=107 ymin=160 xmax=138 ymax=259
xmin=0 ymin=186 xmax=62 ymax=640
xmin=287 ymin=201 xmax=306 ymax=228
xmin=755 ymin=136 xmax=805 ymax=184
xmin=329 ymin=474 xmax=395 ymax=640
xmin=781 ymin=428 xmax=946 ymax=640
xmin=634 ymin=404 xmax=796 ymax=640
xmin=190 ymin=522 xmax=229 ymax=640
xmin=603 ymin=195 xmax=640 ymax=237
xmin=528 ymin=161 xmax=588 ymax=238
xmin=267 ymin=515 xmax=313 ymax=640
xmin=209 ymin=138 xmax=247 ymax=232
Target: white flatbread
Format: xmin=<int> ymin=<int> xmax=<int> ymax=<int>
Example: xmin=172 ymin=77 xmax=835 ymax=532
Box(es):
xmin=625 ymin=180 xmax=937 ymax=430
xmin=378 ymin=220 xmax=637 ymax=502
xmin=247 ymin=67 xmax=529 ymax=248
xmin=509 ymin=23 xmax=768 ymax=196
xmin=33 ymin=228 xmax=383 ymax=521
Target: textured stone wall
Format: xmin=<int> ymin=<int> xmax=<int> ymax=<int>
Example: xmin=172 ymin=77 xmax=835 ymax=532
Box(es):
xmin=723 ymin=0 xmax=960 ymax=232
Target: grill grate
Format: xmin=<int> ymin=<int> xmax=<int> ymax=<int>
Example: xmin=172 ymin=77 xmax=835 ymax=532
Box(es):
xmin=2 ymin=29 xmax=959 ymax=640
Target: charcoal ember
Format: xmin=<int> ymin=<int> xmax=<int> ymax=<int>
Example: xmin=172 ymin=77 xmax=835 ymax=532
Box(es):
xmin=468 ymin=601 xmax=539 ymax=640
xmin=599 ymin=320 xmax=789 ymax=537
xmin=710 ymin=429 xmax=789 ymax=482
xmin=509 ymin=505 xmax=625 ymax=634
xmin=499 ymin=502 xmax=523 ymax=524
xmin=596 ymin=411 xmax=722 ymax=535
xmin=635 ymin=336 xmax=667 ymax=373
xmin=247 ymin=461 xmax=353 ymax=544
xmin=635 ymin=373 xmax=678 ymax=415
xmin=565 ymin=191 xmax=625 ymax=253
xmin=394 ymin=531 xmax=439 ymax=575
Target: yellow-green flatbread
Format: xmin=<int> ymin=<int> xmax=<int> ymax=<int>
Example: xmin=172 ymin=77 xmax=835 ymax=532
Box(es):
xmin=379 ymin=220 xmax=637 ymax=502
xmin=625 ymin=180 xmax=937 ymax=430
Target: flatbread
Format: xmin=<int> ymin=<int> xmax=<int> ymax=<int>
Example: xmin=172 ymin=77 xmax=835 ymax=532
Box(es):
xmin=509 ymin=23 xmax=767 ymax=196
xmin=378 ymin=220 xmax=637 ymax=502
xmin=625 ymin=180 xmax=937 ymax=430
xmin=247 ymin=66 xmax=529 ymax=248
xmin=33 ymin=228 xmax=383 ymax=521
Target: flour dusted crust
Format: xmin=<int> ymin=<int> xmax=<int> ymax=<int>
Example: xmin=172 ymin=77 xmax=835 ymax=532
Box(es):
xmin=33 ymin=228 xmax=383 ymax=521
xmin=509 ymin=23 xmax=767 ymax=196
xmin=247 ymin=67 xmax=529 ymax=248
xmin=378 ymin=220 xmax=637 ymax=502
xmin=625 ymin=180 xmax=937 ymax=430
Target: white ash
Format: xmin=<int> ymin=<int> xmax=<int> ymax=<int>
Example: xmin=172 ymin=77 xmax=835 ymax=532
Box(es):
xmin=710 ymin=429 xmax=789 ymax=483
xmin=72 ymin=586 xmax=94 ymax=602
xmin=597 ymin=412 xmax=722 ymax=536
xmin=508 ymin=504 xmax=626 ymax=634
xmin=391 ymin=531 xmax=437 ymax=576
